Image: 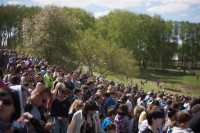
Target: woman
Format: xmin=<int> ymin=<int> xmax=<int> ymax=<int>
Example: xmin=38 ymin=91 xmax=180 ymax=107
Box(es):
xmin=68 ymin=99 xmax=84 ymax=123
xmin=142 ymin=107 xmax=164 ymax=133
xmin=114 ymin=104 xmax=130 ymax=133
xmin=164 ymin=108 xmax=177 ymax=133
xmin=129 ymin=105 xmax=145 ymax=133
xmin=7 ymin=75 xmax=21 ymax=88
xmin=0 ymin=87 xmax=44 ymax=133
xmin=171 ymin=111 xmax=193 ymax=133
xmin=67 ymin=100 xmax=101 ymax=133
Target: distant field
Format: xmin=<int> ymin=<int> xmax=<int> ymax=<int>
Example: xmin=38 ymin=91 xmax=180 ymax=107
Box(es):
xmin=82 ymin=66 xmax=200 ymax=97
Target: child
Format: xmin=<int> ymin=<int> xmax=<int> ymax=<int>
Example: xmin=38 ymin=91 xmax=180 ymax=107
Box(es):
xmin=102 ymin=108 xmax=117 ymax=131
xmin=107 ymin=123 xmax=117 ymax=133
xmin=114 ymin=104 xmax=129 ymax=133
xmin=50 ymin=88 xmax=70 ymax=133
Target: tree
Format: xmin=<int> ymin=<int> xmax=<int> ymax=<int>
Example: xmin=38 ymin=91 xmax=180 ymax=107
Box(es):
xmin=22 ymin=5 xmax=81 ymax=69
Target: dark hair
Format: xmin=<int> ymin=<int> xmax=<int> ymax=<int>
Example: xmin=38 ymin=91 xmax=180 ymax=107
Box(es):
xmin=190 ymin=98 xmax=200 ymax=108
xmin=94 ymin=94 xmax=102 ymax=101
xmin=73 ymin=88 xmax=82 ymax=95
xmin=82 ymin=86 xmax=89 ymax=91
xmin=168 ymin=108 xmax=177 ymax=118
xmin=141 ymin=94 xmax=146 ymax=100
xmin=0 ymin=87 xmax=21 ymax=121
xmin=109 ymin=91 xmax=115 ymax=95
xmin=0 ymin=69 xmax=3 ymax=79
xmin=147 ymin=107 xmax=164 ymax=125
xmin=166 ymin=99 xmax=172 ymax=106
xmin=107 ymin=123 xmax=116 ymax=131
xmin=117 ymin=104 xmax=128 ymax=116
xmin=58 ymin=88 xmax=66 ymax=94
xmin=10 ymin=75 xmax=21 ymax=84
xmin=87 ymin=81 xmax=93 ymax=86
xmin=82 ymin=101 xmax=97 ymax=117
xmin=171 ymin=102 xmax=180 ymax=110
xmin=121 ymin=95 xmax=128 ymax=103
xmin=191 ymin=104 xmax=200 ymax=114
xmin=107 ymin=108 xmax=116 ymax=117
xmin=103 ymin=92 xmax=110 ymax=97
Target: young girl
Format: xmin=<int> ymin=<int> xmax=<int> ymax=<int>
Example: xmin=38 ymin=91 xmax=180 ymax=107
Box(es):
xmin=114 ymin=104 xmax=130 ymax=133
xmin=50 ymin=88 xmax=70 ymax=133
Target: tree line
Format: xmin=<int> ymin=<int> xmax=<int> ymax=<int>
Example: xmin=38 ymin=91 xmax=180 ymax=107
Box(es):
xmin=0 ymin=5 xmax=200 ymax=77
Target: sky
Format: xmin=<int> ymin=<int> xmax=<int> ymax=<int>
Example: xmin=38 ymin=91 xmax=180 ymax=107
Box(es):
xmin=1 ymin=0 xmax=200 ymax=22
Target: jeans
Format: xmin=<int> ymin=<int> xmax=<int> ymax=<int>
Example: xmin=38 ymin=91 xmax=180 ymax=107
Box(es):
xmin=52 ymin=117 xmax=68 ymax=133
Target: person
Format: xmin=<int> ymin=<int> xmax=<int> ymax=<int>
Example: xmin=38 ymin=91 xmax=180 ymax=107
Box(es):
xmin=44 ymin=70 xmax=53 ymax=88
xmin=114 ymin=104 xmax=130 ymax=133
xmin=0 ymin=87 xmax=44 ymax=133
xmin=101 ymin=108 xmax=116 ymax=132
xmin=3 ymin=66 xmax=16 ymax=84
xmin=68 ymin=99 xmax=84 ymax=123
xmin=107 ymin=91 xmax=116 ymax=108
xmin=71 ymin=88 xmax=82 ymax=104
xmin=171 ymin=111 xmax=193 ymax=133
xmin=25 ymin=84 xmax=53 ymax=132
xmin=129 ymin=105 xmax=145 ymax=133
xmin=50 ymin=88 xmax=70 ymax=133
xmin=0 ymin=69 xmax=6 ymax=88
xmin=142 ymin=107 xmax=164 ymax=133
xmin=67 ymin=100 xmax=101 ymax=133
xmin=7 ymin=75 xmax=21 ymax=88
xmin=164 ymin=108 xmax=177 ymax=133
xmin=95 ymin=93 xmax=106 ymax=119
xmin=107 ymin=123 xmax=116 ymax=133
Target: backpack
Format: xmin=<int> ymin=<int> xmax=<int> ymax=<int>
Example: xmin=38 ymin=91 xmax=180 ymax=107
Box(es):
xmin=132 ymin=116 xmax=139 ymax=133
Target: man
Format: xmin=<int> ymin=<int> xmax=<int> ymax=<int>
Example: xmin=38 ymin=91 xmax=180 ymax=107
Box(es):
xmin=64 ymin=74 xmax=74 ymax=91
xmin=25 ymin=83 xmax=53 ymax=132
xmin=94 ymin=94 xmax=106 ymax=118
xmin=44 ymin=70 xmax=53 ymax=88
xmin=3 ymin=66 xmax=16 ymax=84
xmin=107 ymin=91 xmax=116 ymax=108
xmin=71 ymin=88 xmax=82 ymax=104
xmin=71 ymin=72 xmax=80 ymax=88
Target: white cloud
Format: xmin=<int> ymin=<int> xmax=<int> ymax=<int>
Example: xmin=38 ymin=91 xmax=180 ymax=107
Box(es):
xmin=147 ymin=0 xmax=200 ymax=13
xmin=32 ymin=0 xmax=200 ymax=14
xmin=180 ymin=13 xmax=188 ymax=16
xmin=7 ymin=1 xmax=24 ymax=5
xmin=145 ymin=2 xmax=151 ymax=7
xmin=33 ymin=0 xmax=144 ymax=9
xmin=195 ymin=16 xmax=200 ymax=19
xmin=93 ymin=10 xmax=111 ymax=18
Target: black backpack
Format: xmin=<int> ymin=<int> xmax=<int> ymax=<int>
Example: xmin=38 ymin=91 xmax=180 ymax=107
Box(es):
xmin=132 ymin=116 xmax=139 ymax=133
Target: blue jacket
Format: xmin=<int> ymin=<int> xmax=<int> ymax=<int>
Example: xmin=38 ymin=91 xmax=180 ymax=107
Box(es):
xmin=107 ymin=97 xmax=116 ymax=107
xmin=101 ymin=117 xmax=113 ymax=131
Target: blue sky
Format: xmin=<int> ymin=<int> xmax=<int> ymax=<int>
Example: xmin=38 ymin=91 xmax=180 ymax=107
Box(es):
xmin=2 ymin=0 xmax=200 ymax=22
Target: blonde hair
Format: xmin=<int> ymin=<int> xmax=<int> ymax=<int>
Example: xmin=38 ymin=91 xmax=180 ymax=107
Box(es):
xmin=68 ymin=99 xmax=83 ymax=114
xmin=54 ymin=82 xmax=64 ymax=95
xmin=133 ymin=105 xmax=145 ymax=117
xmin=107 ymin=85 xmax=113 ymax=92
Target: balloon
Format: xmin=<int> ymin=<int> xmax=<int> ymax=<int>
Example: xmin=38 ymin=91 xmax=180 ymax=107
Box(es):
xmin=25 ymin=61 xmax=30 ymax=66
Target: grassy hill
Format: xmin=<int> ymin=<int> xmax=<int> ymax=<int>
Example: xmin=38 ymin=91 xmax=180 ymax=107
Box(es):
xmin=82 ymin=66 xmax=200 ymax=97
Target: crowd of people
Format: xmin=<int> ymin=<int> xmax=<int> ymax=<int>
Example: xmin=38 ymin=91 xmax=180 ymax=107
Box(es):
xmin=0 ymin=47 xmax=200 ymax=133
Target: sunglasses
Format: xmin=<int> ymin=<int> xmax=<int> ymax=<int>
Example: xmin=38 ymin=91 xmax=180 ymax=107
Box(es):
xmin=42 ymin=99 xmax=46 ymax=104
xmin=0 ymin=98 xmax=12 ymax=106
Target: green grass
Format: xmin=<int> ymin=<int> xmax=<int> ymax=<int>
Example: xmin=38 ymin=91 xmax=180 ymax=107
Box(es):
xmin=82 ymin=66 xmax=200 ymax=97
